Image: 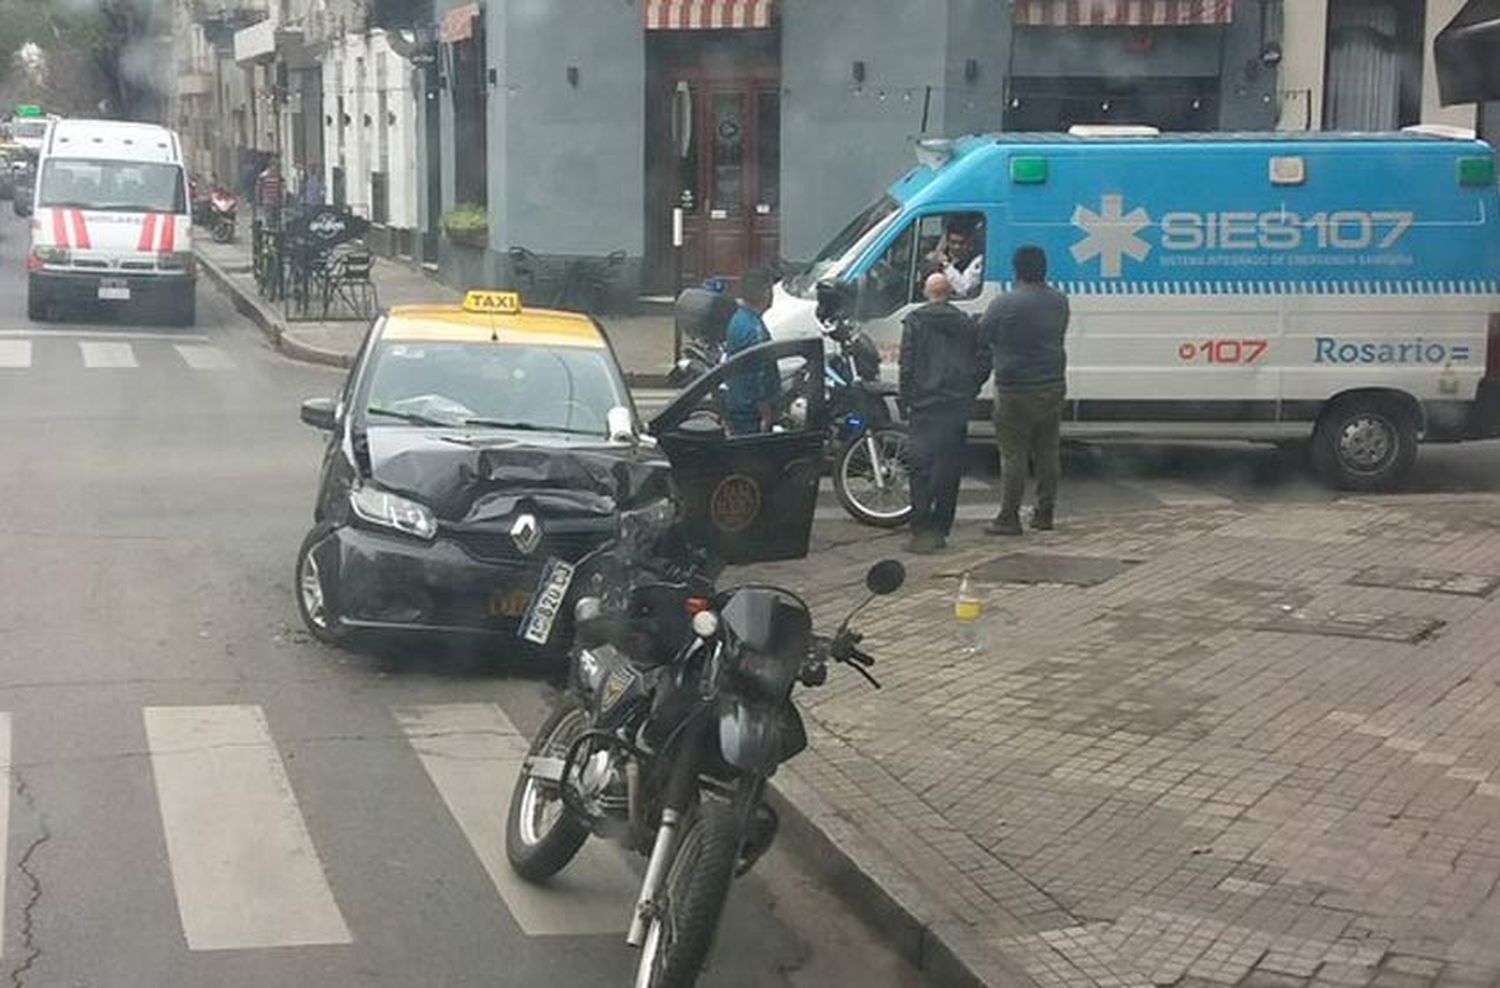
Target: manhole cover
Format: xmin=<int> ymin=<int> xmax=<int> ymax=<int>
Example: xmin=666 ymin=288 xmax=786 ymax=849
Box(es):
xmin=970 ymin=553 xmax=1137 ymax=587
xmin=1349 ymin=566 xmax=1500 ymax=598
xmin=1251 ymin=608 xmax=1444 ymax=643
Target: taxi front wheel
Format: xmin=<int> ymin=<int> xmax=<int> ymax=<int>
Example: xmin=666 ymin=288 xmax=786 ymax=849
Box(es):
xmin=296 ymin=527 xmax=349 ymax=646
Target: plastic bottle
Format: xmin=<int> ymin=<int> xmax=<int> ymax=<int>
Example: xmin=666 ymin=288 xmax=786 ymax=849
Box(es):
xmin=955 ymin=572 xmax=983 ymax=655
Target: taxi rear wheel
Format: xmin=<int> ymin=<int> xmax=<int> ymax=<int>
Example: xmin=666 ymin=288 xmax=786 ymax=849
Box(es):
xmin=296 ymin=527 xmax=348 ymax=646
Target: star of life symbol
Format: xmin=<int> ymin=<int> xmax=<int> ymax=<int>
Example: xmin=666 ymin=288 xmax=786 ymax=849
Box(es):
xmin=1071 ymin=194 xmax=1152 ymax=278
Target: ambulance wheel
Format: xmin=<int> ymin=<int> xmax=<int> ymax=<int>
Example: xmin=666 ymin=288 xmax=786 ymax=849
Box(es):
xmin=1312 ymin=395 xmax=1417 ymax=492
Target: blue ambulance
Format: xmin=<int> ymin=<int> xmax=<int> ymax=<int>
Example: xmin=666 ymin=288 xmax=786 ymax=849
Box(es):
xmin=766 ymin=128 xmax=1500 ymax=490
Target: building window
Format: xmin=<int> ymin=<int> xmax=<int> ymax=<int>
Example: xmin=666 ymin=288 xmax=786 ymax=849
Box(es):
xmin=1005 ymin=77 xmax=1219 ymax=132
xmin=1323 ymin=0 xmax=1425 ymax=130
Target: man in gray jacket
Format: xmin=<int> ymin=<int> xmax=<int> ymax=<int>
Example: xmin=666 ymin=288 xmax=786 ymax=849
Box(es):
xmin=900 ymin=272 xmax=986 ymax=553
xmin=980 ymin=246 xmax=1069 ymax=535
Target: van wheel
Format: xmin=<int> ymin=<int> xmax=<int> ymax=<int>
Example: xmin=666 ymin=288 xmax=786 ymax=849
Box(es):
xmin=1311 ymin=396 xmax=1417 ymax=492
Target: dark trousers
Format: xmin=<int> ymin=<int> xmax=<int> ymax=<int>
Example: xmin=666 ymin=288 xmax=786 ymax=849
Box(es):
xmin=908 ymin=404 xmax=969 ymax=538
xmin=994 ymin=384 xmax=1066 ymax=523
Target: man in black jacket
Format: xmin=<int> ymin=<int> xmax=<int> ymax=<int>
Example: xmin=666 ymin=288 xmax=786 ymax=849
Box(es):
xmin=899 ymin=272 xmax=986 ymax=553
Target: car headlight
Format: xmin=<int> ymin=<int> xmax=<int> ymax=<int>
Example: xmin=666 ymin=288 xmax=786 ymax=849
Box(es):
xmin=618 ymin=498 xmax=675 ymax=555
xmin=349 ymin=485 xmax=438 ymax=540
xmin=33 ymin=246 xmax=68 ymax=265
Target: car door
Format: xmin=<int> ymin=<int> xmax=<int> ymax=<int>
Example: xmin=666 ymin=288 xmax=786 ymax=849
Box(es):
xmin=649 ymin=337 xmax=827 ymax=564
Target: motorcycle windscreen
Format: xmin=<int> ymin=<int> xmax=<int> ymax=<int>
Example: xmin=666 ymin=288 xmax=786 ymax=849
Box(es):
xmin=650 ymin=337 xmax=828 ymax=565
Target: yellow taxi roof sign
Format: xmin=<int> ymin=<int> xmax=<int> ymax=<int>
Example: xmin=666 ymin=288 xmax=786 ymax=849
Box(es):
xmin=463 ymin=290 xmax=523 ymax=316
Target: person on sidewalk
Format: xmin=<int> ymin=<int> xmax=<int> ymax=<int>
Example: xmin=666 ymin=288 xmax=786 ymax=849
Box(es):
xmin=900 ymin=272 xmax=986 ymax=554
xmin=255 ymin=155 xmax=284 ymax=229
xmin=724 ymin=270 xmax=780 ymax=436
xmin=980 ymin=245 xmax=1069 ymax=536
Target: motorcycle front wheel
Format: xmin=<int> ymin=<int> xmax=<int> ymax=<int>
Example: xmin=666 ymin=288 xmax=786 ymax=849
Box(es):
xmin=634 ymin=792 xmax=744 ymax=988
xmin=213 ymin=220 xmax=235 ymax=244
xmin=505 ymin=697 xmax=591 ymax=882
xmin=834 ymin=425 xmax=913 ymax=528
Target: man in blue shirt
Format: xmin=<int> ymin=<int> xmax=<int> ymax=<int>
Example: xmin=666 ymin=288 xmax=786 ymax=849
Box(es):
xmin=724 ymin=270 xmax=779 ymax=435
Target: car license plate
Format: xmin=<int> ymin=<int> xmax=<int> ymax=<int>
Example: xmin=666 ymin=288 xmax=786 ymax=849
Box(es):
xmin=520 ymin=559 xmax=575 ymax=645
xmin=98 ymin=279 xmax=130 ymax=301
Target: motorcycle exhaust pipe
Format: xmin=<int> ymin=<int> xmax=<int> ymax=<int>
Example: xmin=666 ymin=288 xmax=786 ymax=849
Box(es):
xmin=626 ymin=758 xmax=644 ymax=848
xmin=627 ymin=807 xmax=682 ymax=947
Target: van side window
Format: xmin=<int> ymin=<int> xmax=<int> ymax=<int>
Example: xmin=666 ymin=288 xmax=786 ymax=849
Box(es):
xmin=919 ymin=212 xmax=986 ymax=300
xmin=857 ymin=222 xmax=916 ymax=319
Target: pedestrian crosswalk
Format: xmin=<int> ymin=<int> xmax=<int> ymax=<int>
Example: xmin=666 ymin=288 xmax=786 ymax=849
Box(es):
xmin=0 ymin=334 xmax=237 ymax=371
xmin=0 ymin=701 xmax=637 ymax=957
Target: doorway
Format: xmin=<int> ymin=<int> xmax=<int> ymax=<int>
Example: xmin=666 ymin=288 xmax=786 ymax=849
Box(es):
xmin=645 ymin=31 xmax=780 ymax=295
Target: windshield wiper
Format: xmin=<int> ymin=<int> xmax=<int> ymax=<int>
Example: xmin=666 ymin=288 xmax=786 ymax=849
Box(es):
xmin=365 ymin=406 xmax=455 ymax=427
xmin=463 ymin=417 xmax=599 ymax=436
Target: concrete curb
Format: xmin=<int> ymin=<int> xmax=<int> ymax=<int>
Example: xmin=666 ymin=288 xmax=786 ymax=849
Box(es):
xmin=195 ymin=246 xmax=354 ymax=370
xmin=199 ymin=245 xmax=673 ymax=385
xmin=768 ymin=766 xmax=1025 ymax=988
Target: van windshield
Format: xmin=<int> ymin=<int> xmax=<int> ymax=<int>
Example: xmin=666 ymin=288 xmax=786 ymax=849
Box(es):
xmin=13 ymin=120 xmax=47 ymax=142
xmin=38 ymin=157 xmax=185 ymax=213
xmin=786 ymin=194 xmax=902 ymax=297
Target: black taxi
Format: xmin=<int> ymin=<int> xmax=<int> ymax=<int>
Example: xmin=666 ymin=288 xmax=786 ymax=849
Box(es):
xmin=295 ymin=289 xmax=828 ymax=653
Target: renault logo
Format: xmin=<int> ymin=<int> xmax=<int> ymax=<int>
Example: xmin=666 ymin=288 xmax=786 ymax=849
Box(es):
xmin=510 ymin=514 xmax=543 ymax=555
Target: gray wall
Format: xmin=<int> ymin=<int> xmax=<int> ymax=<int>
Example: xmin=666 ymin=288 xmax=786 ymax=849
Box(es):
xmin=779 ymin=0 xmax=948 ymax=261
xmin=498 ymin=0 xmax=646 ymax=259
xmin=943 ymin=0 xmax=1013 ymax=137
xmin=1217 ymin=10 xmax=1280 ymax=129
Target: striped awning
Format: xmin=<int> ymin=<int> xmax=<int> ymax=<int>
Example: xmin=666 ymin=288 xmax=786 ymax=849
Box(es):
xmin=643 ymin=0 xmax=774 ymax=30
xmin=1014 ymin=0 xmax=1233 ymax=26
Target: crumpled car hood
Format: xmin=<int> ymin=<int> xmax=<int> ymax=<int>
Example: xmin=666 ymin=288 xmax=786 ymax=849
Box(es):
xmin=365 ymin=428 xmax=673 ymax=524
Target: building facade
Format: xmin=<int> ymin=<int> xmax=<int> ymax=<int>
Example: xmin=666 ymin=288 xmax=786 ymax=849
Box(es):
xmin=172 ymin=0 xmax=1493 ymax=301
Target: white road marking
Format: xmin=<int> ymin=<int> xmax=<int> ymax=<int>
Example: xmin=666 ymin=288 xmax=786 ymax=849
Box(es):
xmin=394 ymin=703 xmax=637 ymax=936
xmin=144 ymin=705 xmax=351 ymax=950
xmin=78 ymin=341 xmax=137 ymax=368
xmin=0 ymin=329 xmax=209 ymax=342
xmin=0 ymin=714 xmax=10 ymax=959
xmin=173 ymin=345 xmax=236 ymax=370
xmin=0 ymin=341 xmax=31 ymax=368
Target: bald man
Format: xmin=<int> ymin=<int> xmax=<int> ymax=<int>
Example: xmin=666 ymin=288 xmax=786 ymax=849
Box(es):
xmin=898 ymin=272 xmax=988 ymax=553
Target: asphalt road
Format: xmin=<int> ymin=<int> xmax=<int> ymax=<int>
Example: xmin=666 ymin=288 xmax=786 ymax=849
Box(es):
xmin=0 ymin=212 xmax=926 ymax=988
xmin=4 ymin=207 xmax=1497 ymax=988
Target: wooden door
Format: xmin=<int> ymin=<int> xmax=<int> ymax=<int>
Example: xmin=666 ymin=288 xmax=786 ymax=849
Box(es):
xmin=661 ymin=75 xmax=780 ymax=292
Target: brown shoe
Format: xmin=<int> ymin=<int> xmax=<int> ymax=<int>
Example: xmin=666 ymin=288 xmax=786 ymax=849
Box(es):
xmin=985 ymin=515 xmax=1023 ymax=536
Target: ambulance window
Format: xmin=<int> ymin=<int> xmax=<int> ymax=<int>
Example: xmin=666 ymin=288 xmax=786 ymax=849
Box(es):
xmin=857 ymin=221 xmax=916 ymax=318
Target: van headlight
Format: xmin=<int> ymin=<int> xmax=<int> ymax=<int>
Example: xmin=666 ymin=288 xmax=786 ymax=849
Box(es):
xmin=349 ymin=486 xmax=438 ymax=540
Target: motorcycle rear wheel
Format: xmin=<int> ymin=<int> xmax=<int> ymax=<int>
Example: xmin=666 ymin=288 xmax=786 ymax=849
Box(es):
xmin=505 ymin=698 xmax=591 ymax=882
xmin=634 ymin=792 xmax=743 ymax=988
xmin=834 ymin=425 xmax=913 ymax=528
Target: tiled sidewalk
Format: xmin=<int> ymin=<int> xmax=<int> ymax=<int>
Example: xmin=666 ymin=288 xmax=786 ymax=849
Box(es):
xmin=747 ymin=496 xmax=1500 ymax=988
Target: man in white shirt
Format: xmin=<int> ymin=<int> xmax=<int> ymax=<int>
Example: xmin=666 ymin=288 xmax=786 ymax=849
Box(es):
xmin=930 ymin=217 xmax=984 ymax=298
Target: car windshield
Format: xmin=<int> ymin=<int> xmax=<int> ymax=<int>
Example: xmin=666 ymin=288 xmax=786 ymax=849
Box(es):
xmin=359 ymin=340 xmax=627 ymax=436
xmin=785 ymin=194 xmax=902 ymax=296
xmin=38 ymin=157 xmax=185 ymax=212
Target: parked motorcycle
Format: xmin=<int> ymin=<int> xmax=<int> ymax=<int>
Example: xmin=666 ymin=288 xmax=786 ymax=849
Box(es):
xmin=505 ymin=510 xmax=904 ymax=988
xmin=192 ymin=179 xmax=237 ymax=244
xmin=669 ymin=284 xmax=913 ymax=528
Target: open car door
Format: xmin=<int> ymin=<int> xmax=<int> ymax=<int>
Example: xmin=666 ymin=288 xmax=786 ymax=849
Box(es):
xmin=649 ymin=337 xmax=827 ymax=565
xmin=1436 ymin=0 xmax=1500 ymax=105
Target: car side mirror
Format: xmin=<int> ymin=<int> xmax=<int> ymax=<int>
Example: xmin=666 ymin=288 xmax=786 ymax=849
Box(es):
xmin=607 ymin=405 xmax=636 ymax=444
xmin=300 ymin=397 xmax=337 ymax=431
xmin=866 ymin=559 xmax=906 ymax=596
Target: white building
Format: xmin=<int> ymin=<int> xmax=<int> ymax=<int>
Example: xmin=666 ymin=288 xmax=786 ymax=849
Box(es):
xmin=1279 ymin=0 xmax=1493 ymax=137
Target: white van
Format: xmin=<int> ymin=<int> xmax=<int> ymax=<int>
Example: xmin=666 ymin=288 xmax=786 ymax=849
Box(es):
xmin=23 ymin=120 xmax=195 ymax=326
xmin=768 ymin=130 xmax=1500 ymax=490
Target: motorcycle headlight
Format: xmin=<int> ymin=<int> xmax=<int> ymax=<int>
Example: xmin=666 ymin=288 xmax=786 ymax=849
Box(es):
xmin=618 ymin=498 xmax=675 ymax=556
xmin=349 ymin=485 xmax=438 ymax=540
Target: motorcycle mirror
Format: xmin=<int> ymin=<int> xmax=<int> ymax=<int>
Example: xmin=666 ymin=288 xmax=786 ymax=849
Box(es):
xmin=865 ymin=559 xmax=905 ymax=596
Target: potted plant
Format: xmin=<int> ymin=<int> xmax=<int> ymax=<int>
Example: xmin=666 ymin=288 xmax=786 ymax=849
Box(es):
xmin=442 ymin=203 xmax=488 ymax=249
